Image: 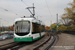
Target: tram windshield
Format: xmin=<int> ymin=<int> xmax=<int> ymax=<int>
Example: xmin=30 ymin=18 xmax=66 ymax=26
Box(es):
xmin=15 ymin=21 xmax=30 ymax=33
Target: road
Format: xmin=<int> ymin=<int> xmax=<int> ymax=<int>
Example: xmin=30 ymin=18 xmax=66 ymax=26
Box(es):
xmin=52 ymin=33 xmax=75 ymax=50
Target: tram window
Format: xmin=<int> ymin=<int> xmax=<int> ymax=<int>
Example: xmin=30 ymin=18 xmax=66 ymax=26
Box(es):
xmin=15 ymin=21 xmax=30 ymax=33
xmin=41 ymin=25 xmax=45 ymax=32
xmin=32 ymin=23 xmax=41 ymax=33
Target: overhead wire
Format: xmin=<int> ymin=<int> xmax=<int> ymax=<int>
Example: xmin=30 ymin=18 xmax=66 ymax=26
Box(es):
xmin=0 ymin=7 xmax=8 ymax=11
xmin=45 ymin=0 xmax=53 ymax=26
xmin=45 ymin=0 xmax=52 ymax=16
xmin=21 ymin=0 xmax=29 ymax=6
xmin=0 ymin=6 xmax=21 ymax=17
xmin=21 ymin=0 xmax=42 ymax=19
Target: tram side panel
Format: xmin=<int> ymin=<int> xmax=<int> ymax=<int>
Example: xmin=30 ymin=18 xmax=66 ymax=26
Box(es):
xmin=41 ymin=25 xmax=45 ymax=36
xmin=32 ymin=23 xmax=41 ymax=41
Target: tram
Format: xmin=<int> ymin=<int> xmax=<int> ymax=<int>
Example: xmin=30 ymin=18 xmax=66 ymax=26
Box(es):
xmin=14 ymin=17 xmax=45 ymax=42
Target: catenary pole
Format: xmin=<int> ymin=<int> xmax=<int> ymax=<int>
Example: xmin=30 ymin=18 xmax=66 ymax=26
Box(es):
xmin=57 ymin=14 xmax=58 ymax=31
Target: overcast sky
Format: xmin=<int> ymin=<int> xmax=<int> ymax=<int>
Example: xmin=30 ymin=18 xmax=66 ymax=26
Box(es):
xmin=0 ymin=0 xmax=73 ymax=26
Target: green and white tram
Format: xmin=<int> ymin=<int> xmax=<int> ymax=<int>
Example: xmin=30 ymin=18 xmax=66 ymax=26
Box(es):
xmin=14 ymin=17 xmax=45 ymax=42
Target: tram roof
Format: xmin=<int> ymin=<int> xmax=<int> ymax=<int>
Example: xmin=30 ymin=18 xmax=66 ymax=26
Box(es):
xmin=14 ymin=17 xmax=41 ymax=24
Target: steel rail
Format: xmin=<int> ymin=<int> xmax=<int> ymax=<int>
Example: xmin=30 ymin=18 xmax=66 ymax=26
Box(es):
xmin=0 ymin=42 xmax=20 ymax=50
xmin=8 ymin=42 xmax=27 ymax=50
xmin=0 ymin=42 xmax=14 ymax=47
xmin=49 ymin=35 xmax=59 ymax=50
xmin=29 ymin=33 xmax=51 ymax=50
xmin=43 ymin=35 xmax=58 ymax=50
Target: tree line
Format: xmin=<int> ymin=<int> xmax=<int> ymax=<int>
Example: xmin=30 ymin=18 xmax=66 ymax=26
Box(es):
xmin=46 ymin=0 xmax=75 ymax=31
xmin=0 ymin=26 xmax=14 ymax=32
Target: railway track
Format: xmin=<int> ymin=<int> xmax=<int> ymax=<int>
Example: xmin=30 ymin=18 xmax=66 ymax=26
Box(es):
xmin=0 ymin=32 xmax=58 ymax=50
xmin=29 ymin=32 xmax=58 ymax=50
xmin=7 ymin=42 xmax=27 ymax=50
xmin=0 ymin=42 xmax=27 ymax=50
xmin=0 ymin=42 xmax=19 ymax=50
xmin=0 ymin=42 xmax=14 ymax=47
xmin=43 ymin=35 xmax=58 ymax=50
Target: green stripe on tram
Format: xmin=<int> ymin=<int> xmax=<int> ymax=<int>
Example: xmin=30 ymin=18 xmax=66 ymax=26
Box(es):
xmin=14 ymin=37 xmax=33 ymax=42
xmin=14 ymin=36 xmax=41 ymax=42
